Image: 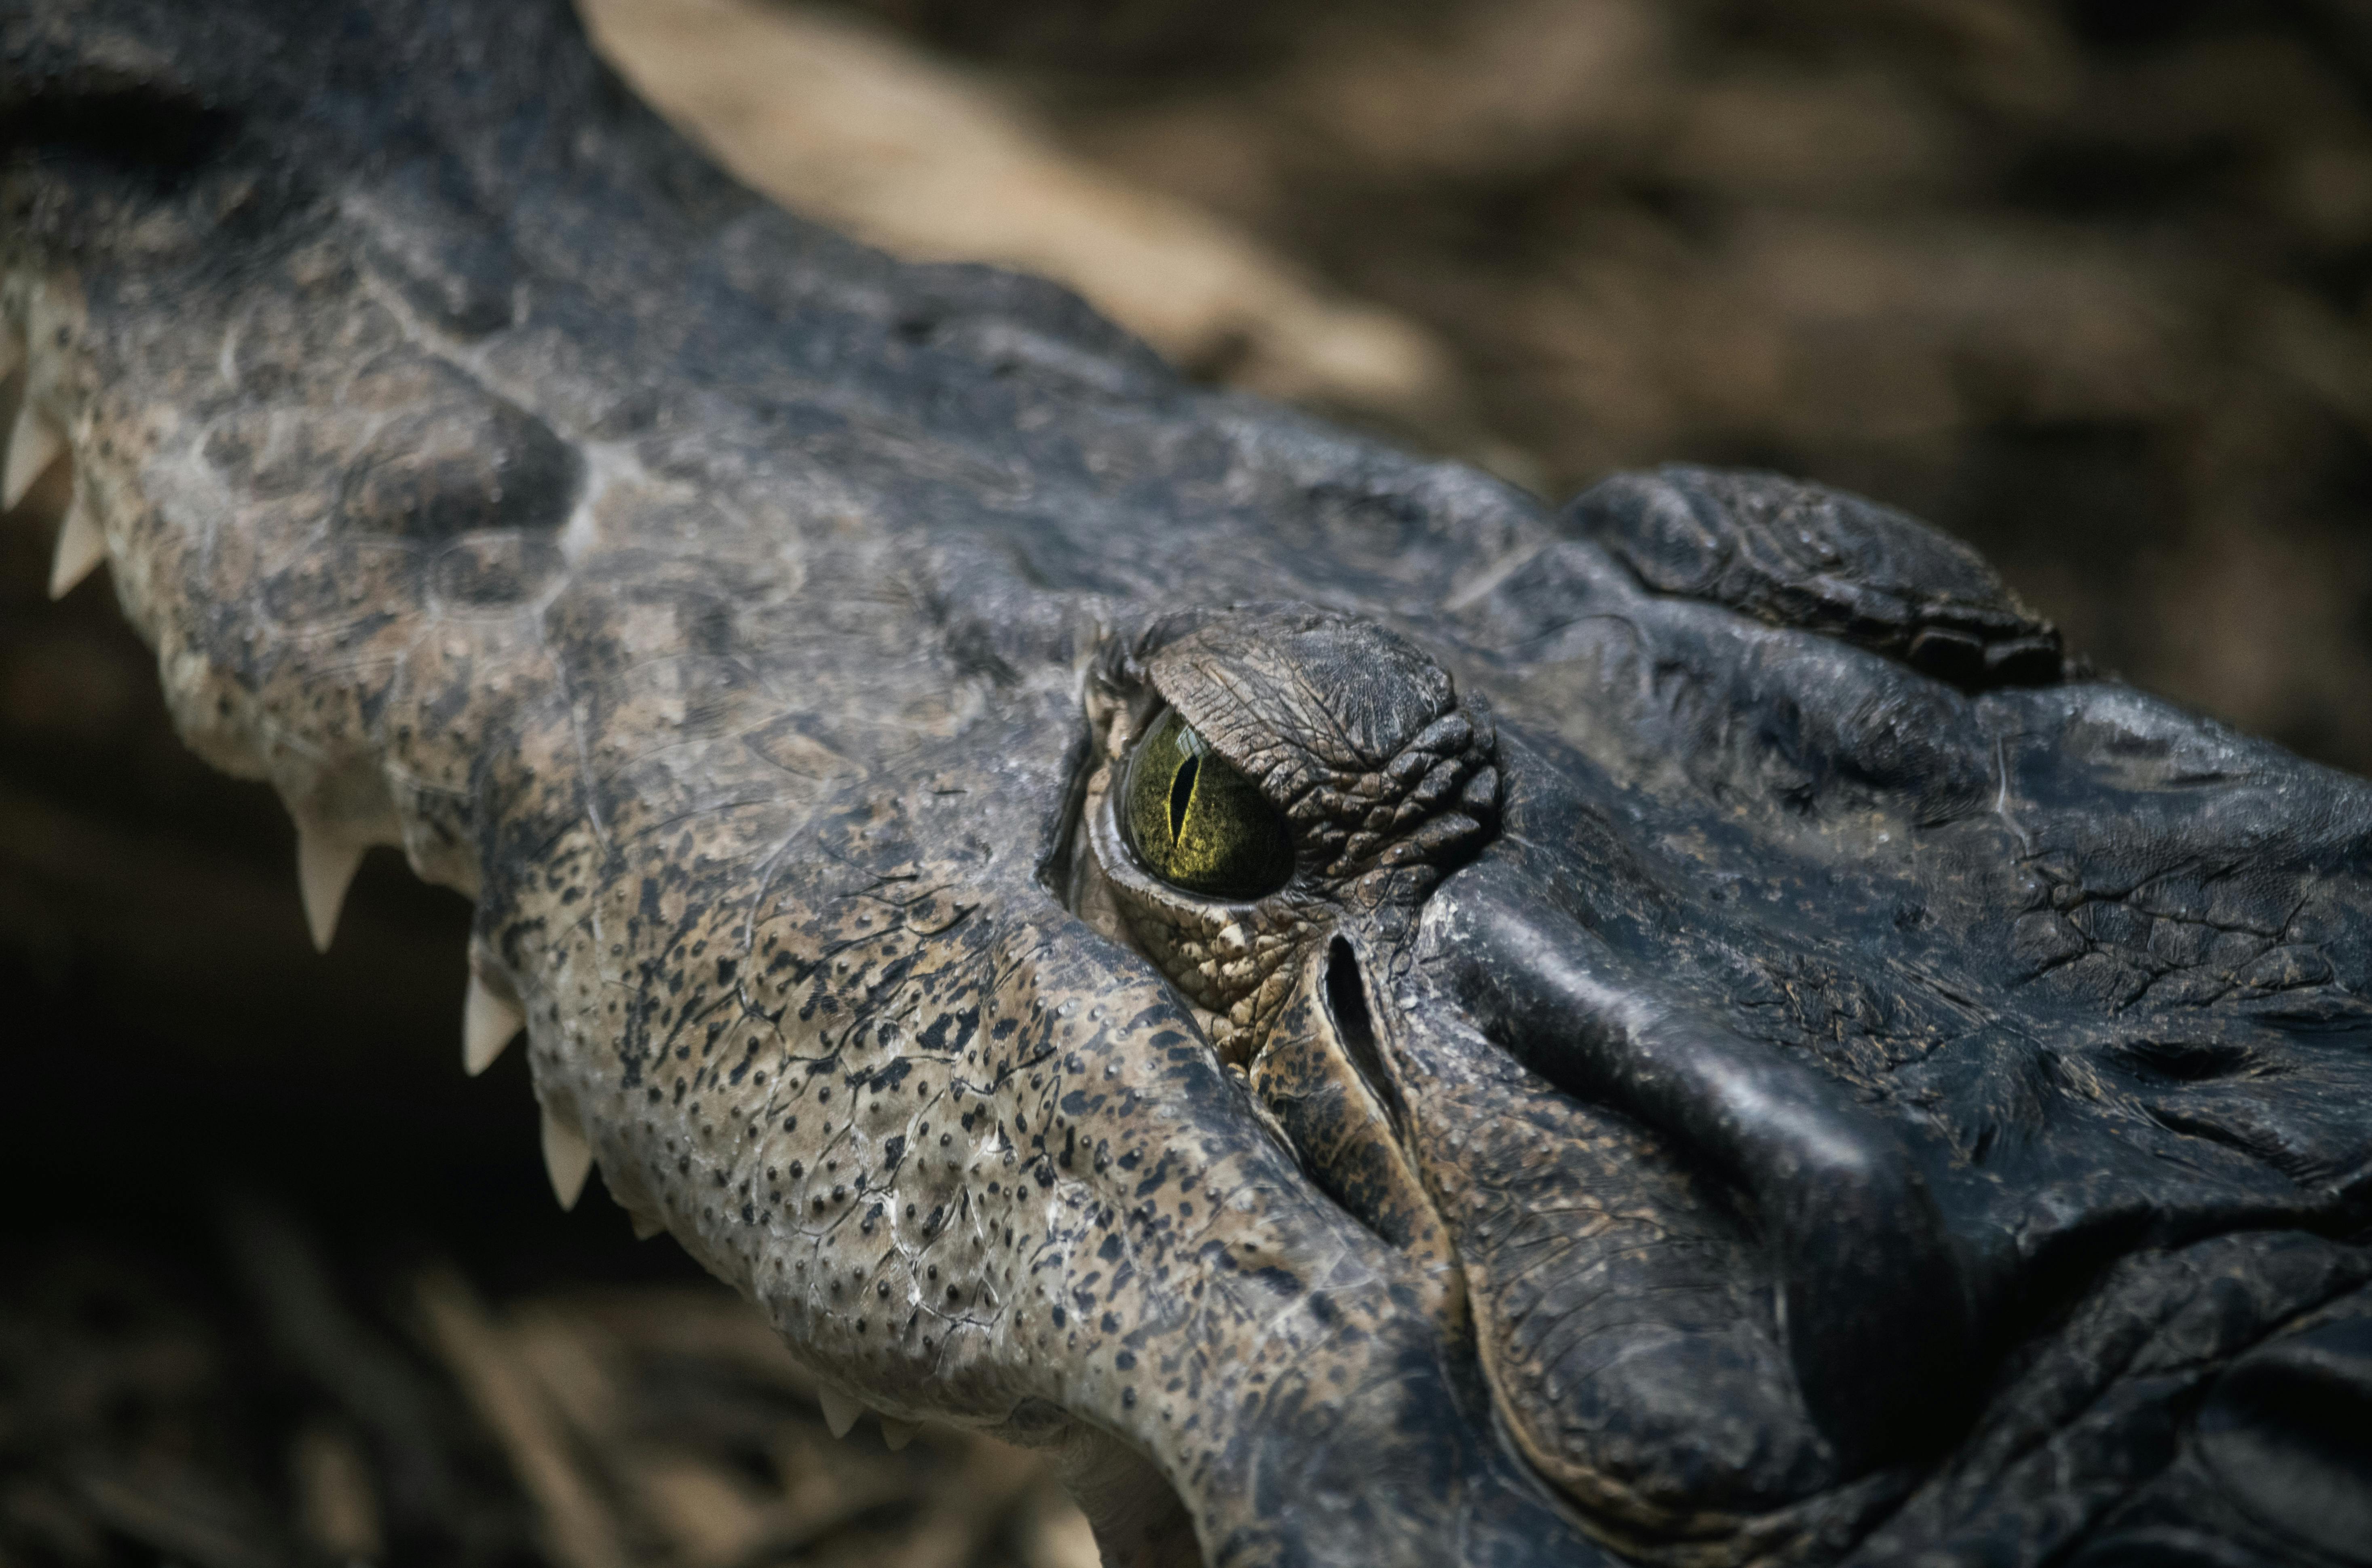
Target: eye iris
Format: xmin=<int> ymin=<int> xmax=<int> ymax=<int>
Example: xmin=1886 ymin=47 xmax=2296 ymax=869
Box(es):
xmin=1123 ymin=710 xmax=1293 ymax=899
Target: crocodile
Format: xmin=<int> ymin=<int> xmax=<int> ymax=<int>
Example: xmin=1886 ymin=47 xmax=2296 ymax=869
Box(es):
xmin=4 ymin=1 xmax=2370 ymax=1564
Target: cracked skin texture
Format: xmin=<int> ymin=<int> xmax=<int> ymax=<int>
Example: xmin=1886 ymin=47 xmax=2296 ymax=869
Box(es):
xmin=5 ymin=1 xmax=2372 ymax=1565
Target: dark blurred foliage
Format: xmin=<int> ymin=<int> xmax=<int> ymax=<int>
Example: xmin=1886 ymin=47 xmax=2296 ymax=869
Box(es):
xmin=855 ymin=0 xmax=2372 ymax=775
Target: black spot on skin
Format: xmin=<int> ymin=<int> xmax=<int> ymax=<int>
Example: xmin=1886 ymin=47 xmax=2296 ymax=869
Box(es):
xmin=0 ymin=80 xmax=234 ymax=188
xmin=341 ymin=381 xmax=581 ymax=542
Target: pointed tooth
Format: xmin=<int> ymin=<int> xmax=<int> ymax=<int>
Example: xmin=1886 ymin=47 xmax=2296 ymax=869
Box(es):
xmin=295 ymin=826 xmax=366 ymax=953
xmin=817 ymin=1386 xmax=863 ymax=1440
xmin=47 ymin=491 xmax=104 ymax=599
xmin=630 ymin=1211 xmax=665 ymax=1241
xmin=462 ymin=973 xmax=524 ymax=1076
xmin=880 ymin=1418 xmax=919 ymax=1452
xmin=4 ymin=402 xmax=63 ymax=511
xmin=540 ymin=1105 xmax=593 ymax=1211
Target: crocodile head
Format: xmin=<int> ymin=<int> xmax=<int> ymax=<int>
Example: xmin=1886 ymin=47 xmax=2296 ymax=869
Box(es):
xmin=6 ymin=2 xmax=2372 ymax=1566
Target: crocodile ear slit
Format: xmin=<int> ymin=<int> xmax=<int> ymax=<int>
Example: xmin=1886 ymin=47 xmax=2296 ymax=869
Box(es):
xmin=294 ymin=823 xmax=367 ymax=952
xmin=48 ymin=486 xmax=105 ymax=599
xmin=2 ymin=402 xmax=64 ymax=511
xmin=462 ymin=971 xmax=524 ymax=1075
xmin=539 ymin=1103 xmax=594 ymax=1210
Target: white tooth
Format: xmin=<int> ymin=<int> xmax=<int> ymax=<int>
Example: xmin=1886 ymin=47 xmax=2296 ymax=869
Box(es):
xmin=630 ymin=1211 xmax=664 ymax=1241
xmin=47 ymin=490 xmax=104 ymax=599
xmin=4 ymin=402 xmax=63 ymax=511
xmin=880 ymin=1418 xmax=919 ymax=1452
xmin=462 ymin=973 xmax=524 ymax=1076
xmin=540 ymin=1105 xmax=593 ymax=1211
xmin=295 ymin=826 xmax=366 ymax=953
xmin=817 ymin=1386 xmax=863 ymax=1440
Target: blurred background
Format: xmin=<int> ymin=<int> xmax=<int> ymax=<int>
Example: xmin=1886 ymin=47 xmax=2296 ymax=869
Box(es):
xmin=3 ymin=0 xmax=2368 ymax=1563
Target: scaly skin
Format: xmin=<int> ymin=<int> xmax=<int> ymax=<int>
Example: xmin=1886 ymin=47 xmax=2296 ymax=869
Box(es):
xmin=4 ymin=3 xmax=2370 ymax=1566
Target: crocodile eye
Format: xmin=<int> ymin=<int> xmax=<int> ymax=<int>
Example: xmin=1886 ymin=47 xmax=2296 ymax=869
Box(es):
xmin=1122 ymin=710 xmax=1294 ymax=900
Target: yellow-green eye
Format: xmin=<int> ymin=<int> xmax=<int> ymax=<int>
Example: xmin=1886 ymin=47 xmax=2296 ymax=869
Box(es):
xmin=1122 ymin=710 xmax=1294 ymax=900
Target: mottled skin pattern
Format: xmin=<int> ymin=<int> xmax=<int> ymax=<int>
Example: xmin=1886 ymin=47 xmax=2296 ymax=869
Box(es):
xmin=4 ymin=3 xmax=2371 ymax=1567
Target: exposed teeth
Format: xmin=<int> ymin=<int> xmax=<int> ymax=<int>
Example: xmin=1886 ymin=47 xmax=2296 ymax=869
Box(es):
xmin=817 ymin=1386 xmax=864 ymax=1440
xmin=630 ymin=1212 xmax=665 ymax=1241
xmin=295 ymin=825 xmax=366 ymax=953
xmin=880 ymin=1418 xmax=919 ymax=1452
xmin=462 ymin=973 xmax=524 ymax=1076
xmin=47 ymin=489 xmax=104 ymax=599
xmin=3 ymin=402 xmax=63 ymax=511
xmin=540 ymin=1105 xmax=593 ymax=1211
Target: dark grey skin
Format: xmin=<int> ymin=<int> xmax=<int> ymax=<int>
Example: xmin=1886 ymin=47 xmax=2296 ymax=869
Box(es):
xmin=4 ymin=1 xmax=2370 ymax=1564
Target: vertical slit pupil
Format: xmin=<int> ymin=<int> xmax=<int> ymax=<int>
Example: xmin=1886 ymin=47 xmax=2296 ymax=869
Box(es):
xmin=1168 ymin=754 xmax=1200 ymax=841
